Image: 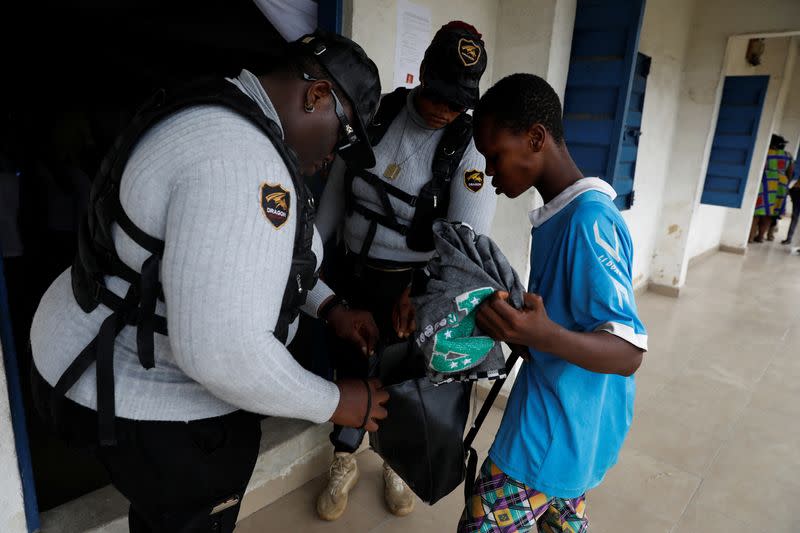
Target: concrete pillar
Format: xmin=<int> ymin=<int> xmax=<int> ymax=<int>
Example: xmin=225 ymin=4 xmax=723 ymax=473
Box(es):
xmin=621 ymin=0 xmax=696 ymax=288
xmin=649 ymin=0 xmax=800 ymax=295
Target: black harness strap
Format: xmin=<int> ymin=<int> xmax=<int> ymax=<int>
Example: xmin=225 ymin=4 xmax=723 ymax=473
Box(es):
xmin=351 ymin=203 xmax=409 ymax=236
xmin=53 ymin=283 xmax=140 ymax=446
xmin=358 ymin=170 xmax=418 ymax=206
xmin=462 ymin=347 xmax=523 ymax=502
xmin=344 ymin=87 xmax=475 ymax=261
xmin=136 ymin=254 xmax=161 ymax=369
xmin=61 ymin=80 xmax=317 ymax=446
xmin=116 ymin=205 xmax=166 ymax=256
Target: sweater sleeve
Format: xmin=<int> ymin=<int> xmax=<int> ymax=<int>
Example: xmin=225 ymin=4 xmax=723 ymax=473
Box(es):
xmin=301 ymin=278 xmax=334 ymax=318
xmin=161 ymin=154 xmax=340 ymax=423
xmin=447 ymin=140 xmax=497 ymax=236
xmin=315 ymin=156 xmax=348 ymax=244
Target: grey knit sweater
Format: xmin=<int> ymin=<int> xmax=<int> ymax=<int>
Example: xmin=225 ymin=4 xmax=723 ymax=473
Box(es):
xmin=316 ymin=88 xmax=497 ymax=262
xmin=30 ymin=70 xmax=340 ymax=423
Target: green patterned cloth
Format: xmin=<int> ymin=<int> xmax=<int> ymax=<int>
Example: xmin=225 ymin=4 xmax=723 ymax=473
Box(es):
xmin=413 ymin=221 xmax=524 ymax=383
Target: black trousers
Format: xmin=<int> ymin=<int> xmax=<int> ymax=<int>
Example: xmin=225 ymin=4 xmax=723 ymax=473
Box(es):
xmin=326 ymin=248 xmax=415 ymax=452
xmin=31 ymin=367 xmax=262 ymax=533
xmin=786 ymin=188 xmax=800 ymax=242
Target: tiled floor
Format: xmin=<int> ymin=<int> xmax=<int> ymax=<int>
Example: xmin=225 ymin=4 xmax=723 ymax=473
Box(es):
xmin=237 ymin=239 xmax=800 ymax=533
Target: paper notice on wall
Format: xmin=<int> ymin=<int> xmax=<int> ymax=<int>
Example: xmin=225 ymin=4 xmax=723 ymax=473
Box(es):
xmin=393 ymin=0 xmax=432 ymax=90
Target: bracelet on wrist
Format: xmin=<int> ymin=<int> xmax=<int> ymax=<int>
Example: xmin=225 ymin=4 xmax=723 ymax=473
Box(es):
xmin=319 ymin=295 xmax=349 ymax=323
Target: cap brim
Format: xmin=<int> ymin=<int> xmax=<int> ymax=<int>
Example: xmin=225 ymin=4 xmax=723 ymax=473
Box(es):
xmin=425 ymin=78 xmax=479 ymax=109
xmin=338 ymin=113 xmax=376 ymax=168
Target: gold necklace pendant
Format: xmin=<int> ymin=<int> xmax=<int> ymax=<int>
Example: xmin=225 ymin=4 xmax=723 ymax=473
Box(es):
xmin=383 ymin=163 xmax=401 ymax=180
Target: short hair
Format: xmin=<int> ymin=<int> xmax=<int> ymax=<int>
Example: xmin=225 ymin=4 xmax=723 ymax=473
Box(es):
xmin=475 ymin=73 xmax=564 ymax=144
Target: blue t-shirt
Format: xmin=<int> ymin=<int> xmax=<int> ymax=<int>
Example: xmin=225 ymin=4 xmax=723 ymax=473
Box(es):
xmin=489 ymin=184 xmax=647 ymax=499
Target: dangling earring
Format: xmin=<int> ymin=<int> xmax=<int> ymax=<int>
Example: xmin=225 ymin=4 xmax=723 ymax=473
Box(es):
xmin=304 ymin=102 xmax=315 ymax=113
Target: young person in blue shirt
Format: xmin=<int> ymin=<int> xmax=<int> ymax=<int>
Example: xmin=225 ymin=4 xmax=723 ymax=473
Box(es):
xmin=458 ymin=73 xmax=648 ymax=532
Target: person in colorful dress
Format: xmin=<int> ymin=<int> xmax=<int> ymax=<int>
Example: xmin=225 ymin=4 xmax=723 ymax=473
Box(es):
xmin=752 ymin=134 xmax=793 ymax=243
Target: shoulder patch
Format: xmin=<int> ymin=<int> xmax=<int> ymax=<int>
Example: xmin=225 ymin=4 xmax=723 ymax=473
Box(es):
xmin=260 ymin=183 xmax=291 ymax=229
xmin=464 ymin=169 xmax=485 ymax=193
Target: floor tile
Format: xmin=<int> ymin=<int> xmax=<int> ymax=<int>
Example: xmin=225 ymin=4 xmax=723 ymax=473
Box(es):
xmin=749 ymin=362 xmax=800 ymax=417
xmin=691 ymin=472 xmax=798 ymax=532
xmin=681 ymin=337 xmax=777 ymax=390
xmin=235 ymin=472 xmax=386 ymax=533
xmin=690 ymin=407 xmax=800 ymax=531
xmin=588 ymin=448 xmax=701 ymax=523
xmin=236 ymin=243 xmax=800 ymax=533
xmin=368 ymin=487 xmax=466 ymax=533
xmin=672 ymin=495 xmax=755 ymax=533
xmin=704 ymin=406 xmax=800 ymax=485
xmin=640 ymin=372 xmax=751 ymax=437
xmin=584 ymin=494 xmax=675 ymax=533
xmin=626 ymin=408 xmax=725 ymax=475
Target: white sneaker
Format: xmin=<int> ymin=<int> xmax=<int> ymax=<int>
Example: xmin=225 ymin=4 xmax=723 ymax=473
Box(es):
xmin=316 ymin=452 xmax=359 ymax=521
xmin=383 ymin=463 xmax=415 ymax=516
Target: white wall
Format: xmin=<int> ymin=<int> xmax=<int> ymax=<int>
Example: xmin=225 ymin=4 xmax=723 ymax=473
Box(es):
xmin=681 ymin=36 xmax=794 ymax=255
xmin=488 ymin=0 xmax=575 ymax=282
xmin=343 ymin=0 xmax=800 ymax=293
xmin=491 ymin=0 xmax=576 ymax=96
xmin=0 ymin=346 xmax=28 ymax=533
xmin=720 ymin=35 xmax=797 ymax=249
xmin=650 ymin=0 xmax=800 ymax=291
xmin=621 ymin=0 xmax=696 ymax=288
xmin=347 ymin=0 xmax=499 ymax=97
xmin=686 ymin=204 xmax=727 ymax=258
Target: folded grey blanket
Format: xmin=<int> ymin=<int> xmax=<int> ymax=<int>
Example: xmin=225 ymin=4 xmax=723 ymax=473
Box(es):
xmin=412 ymin=221 xmax=525 ymax=383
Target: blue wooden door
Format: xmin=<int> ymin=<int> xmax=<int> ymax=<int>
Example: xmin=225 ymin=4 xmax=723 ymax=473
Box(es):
xmin=563 ymin=0 xmax=647 ymax=210
xmin=700 ymin=75 xmax=770 ymax=208
xmin=614 ymin=52 xmax=650 ymax=209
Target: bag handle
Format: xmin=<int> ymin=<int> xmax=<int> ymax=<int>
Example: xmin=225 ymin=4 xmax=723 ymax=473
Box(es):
xmin=463 ymin=345 xmax=525 ymax=501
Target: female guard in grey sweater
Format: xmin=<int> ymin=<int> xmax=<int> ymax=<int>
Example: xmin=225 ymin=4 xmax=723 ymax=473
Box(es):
xmin=313 ymin=21 xmax=497 ymax=522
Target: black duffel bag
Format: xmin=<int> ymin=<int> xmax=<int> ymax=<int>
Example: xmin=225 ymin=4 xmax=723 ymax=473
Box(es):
xmin=369 ymin=340 xmax=523 ymax=505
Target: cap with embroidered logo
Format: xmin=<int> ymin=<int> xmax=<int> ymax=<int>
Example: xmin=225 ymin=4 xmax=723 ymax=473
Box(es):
xmin=422 ymin=22 xmax=487 ymax=110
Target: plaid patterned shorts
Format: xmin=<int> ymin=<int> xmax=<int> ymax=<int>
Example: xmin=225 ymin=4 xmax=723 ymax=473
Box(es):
xmin=458 ymin=458 xmax=589 ymax=533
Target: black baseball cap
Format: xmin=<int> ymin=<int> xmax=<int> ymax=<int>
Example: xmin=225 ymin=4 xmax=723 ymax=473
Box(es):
xmin=295 ymin=31 xmax=381 ymax=168
xmin=422 ymin=22 xmax=487 ymax=110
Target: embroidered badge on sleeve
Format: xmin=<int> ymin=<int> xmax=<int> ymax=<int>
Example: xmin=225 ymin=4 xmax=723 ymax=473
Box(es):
xmin=260 ymin=183 xmax=291 ymax=229
xmin=464 ymin=169 xmax=485 ymax=193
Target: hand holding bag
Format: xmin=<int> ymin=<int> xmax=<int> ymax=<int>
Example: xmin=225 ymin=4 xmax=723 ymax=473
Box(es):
xmin=369 ymin=340 xmax=524 ymax=505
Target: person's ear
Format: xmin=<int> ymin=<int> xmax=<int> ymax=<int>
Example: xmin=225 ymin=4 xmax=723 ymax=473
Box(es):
xmin=527 ymin=124 xmax=547 ymax=153
xmin=304 ymin=80 xmax=333 ymax=113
